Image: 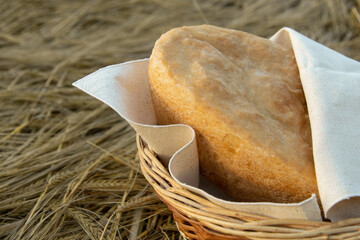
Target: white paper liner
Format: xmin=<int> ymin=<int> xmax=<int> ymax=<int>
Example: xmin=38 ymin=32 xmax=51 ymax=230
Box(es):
xmin=73 ymin=27 xmax=360 ymax=222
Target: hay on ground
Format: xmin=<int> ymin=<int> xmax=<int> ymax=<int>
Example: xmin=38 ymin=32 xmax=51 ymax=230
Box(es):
xmin=0 ymin=0 xmax=359 ymax=239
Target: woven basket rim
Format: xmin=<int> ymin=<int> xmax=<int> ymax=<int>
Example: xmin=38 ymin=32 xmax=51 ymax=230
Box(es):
xmin=137 ymin=134 xmax=360 ymax=239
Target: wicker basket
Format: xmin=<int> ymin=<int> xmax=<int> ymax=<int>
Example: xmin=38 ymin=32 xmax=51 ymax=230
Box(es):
xmin=137 ymin=134 xmax=360 ymax=239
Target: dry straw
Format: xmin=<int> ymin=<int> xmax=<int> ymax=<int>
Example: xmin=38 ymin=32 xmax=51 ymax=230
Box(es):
xmin=0 ymin=0 xmax=359 ymax=239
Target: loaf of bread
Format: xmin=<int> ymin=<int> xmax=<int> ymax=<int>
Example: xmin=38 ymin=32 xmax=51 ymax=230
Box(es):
xmin=148 ymin=25 xmax=318 ymax=203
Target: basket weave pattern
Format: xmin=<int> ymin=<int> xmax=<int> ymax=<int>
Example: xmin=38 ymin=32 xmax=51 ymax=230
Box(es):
xmin=137 ymin=135 xmax=360 ymax=239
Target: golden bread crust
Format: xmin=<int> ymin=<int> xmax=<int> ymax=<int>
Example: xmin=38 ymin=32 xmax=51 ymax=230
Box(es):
xmin=149 ymin=25 xmax=318 ymax=203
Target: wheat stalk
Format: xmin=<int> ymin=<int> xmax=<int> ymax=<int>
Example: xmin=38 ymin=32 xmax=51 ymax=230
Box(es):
xmin=68 ymin=207 xmax=110 ymax=240
xmin=0 ymin=0 xmax=359 ymax=239
xmin=117 ymin=194 xmax=159 ymax=213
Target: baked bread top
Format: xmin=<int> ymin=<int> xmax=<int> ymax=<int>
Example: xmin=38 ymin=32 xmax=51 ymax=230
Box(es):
xmin=149 ymin=25 xmax=317 ymax=203
xmin=150 ymin=25 xmax=313 ymax=175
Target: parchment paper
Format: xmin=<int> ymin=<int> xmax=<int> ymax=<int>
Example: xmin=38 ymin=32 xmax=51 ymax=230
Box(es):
xmin=73 ymin=27 xmax=360 ymax=222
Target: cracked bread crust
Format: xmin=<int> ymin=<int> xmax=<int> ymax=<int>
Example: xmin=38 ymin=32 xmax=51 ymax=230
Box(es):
xmin=149 ymin=25 xmax=318 ymax=203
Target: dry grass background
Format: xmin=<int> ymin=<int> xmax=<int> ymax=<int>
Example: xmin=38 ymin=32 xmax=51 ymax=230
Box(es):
xmin=0 ymin=0 xmax=359 ymax=239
